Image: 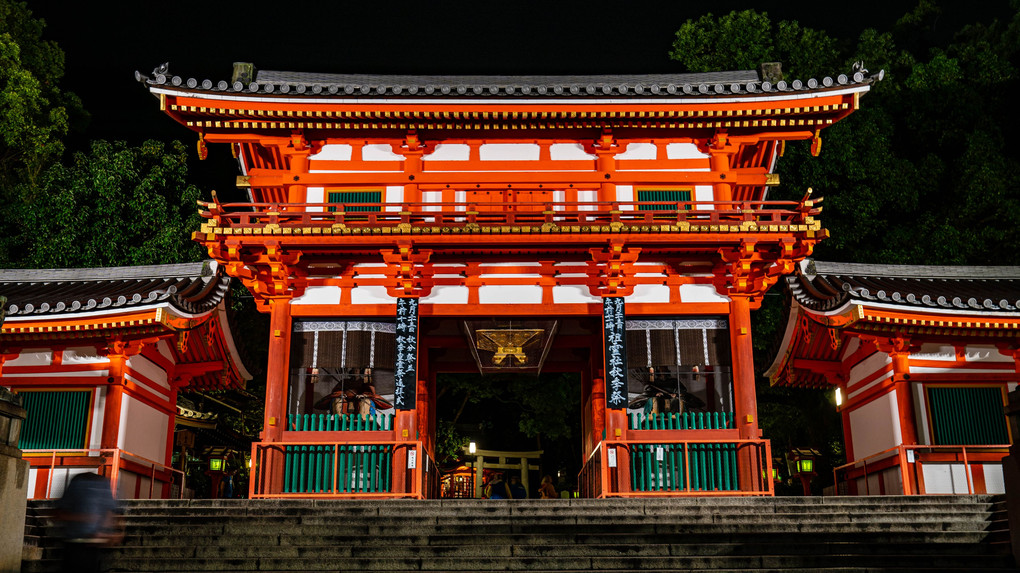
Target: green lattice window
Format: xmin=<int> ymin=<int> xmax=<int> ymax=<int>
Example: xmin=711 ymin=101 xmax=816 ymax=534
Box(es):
xmin=637 ymin=189 xmax=692 ymax=211
xmin=327 ymin=190 xmax=382 ymax=212
xmin=18 ymin=390 xmax=91 ymax=450
xmin=927 ymin=386 xmax=1009 ymax=445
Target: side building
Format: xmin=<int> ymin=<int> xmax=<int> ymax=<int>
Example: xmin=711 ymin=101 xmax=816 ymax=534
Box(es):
xmin=767 ymin=259 xmax=1020 ymax=495
xmin=139 ymin=63 xmax=880 ymax=498
xmin=0 ymin=261 xmax=251 ymax=498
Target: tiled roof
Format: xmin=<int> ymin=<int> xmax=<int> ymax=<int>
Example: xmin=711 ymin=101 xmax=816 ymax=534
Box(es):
xmin=788 ymin=259 xmax=1020 ymax=314
xmin=136 ymin=64 xmax=883 ymax=99
xmin=0 ymin=261 xmax=231 ymax=319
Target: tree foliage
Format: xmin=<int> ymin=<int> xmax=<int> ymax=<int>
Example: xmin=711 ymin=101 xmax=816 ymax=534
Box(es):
xmin=671 ymin=4 xmax=1020 ymax=472
xmin=0 ymin=0 xmax=85 ymax=188
xmin=671 ymin=5 xmax=1020 ymax=266
xmin=670 ymin=10 xmax=840 ymax=79
xmin=2 ymin=140 xmax=205 ymax=268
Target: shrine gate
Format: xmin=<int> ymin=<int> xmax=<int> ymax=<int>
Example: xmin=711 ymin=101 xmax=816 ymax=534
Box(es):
xmin=138 ymin=62 xmax=880 ymax=497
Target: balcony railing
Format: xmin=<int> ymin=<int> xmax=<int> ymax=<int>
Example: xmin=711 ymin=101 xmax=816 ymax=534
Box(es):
xmin=23 ymin=448 xmax=185 ymax=500
xmin=251 ymin=439 xmax=440 ymax=499
xmin=579 ymin=438 xmax=773 ymax=498
xmin=833 ymin=444 xmax=1009 ymax=496
xmin=199 ymin=198 xmax=821 ymax=235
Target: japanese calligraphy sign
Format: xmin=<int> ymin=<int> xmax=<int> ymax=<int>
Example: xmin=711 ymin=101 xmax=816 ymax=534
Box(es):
xmin=394 ymin=297 xmax=419 ymax=410
xmin=602 ymin=296 xmax=628 ymax=409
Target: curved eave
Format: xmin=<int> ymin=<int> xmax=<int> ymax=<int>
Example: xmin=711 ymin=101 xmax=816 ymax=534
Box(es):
xmin=0 ymin=302 xmax=218 ymax=340
xmin=216 ymin=305 xmax=252 ymax=383
xmin=769 ymin=297 xmax=1020 ymax=390
xmin=0 ymin=260 xmax=231 ymax=319
xmin=764 ymin=301 xmax=803 ymax=380
xmin=148 ymin=82 xmax=873 ymax=136
xmin=173 ymin=303 xmax=250 ymax=392
xmin=149 ymin=82 xmax=873 ymax=106
xmin=797 ymin=296 xmax=1020 ymax=325
xmin=766 ymin=303 xmax=844 ymax=390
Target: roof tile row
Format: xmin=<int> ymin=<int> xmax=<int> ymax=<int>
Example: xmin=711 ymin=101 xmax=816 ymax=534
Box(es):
xmin=789 ymin=259 xmax=1020 ymax=314
xmin=137 ymin=66 xmax=882 ymax=99
xmin=0 ymin=261 xmax=231 ymax=318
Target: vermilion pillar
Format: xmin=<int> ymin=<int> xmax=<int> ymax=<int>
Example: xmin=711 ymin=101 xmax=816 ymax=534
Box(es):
xmin=101 ymin=343 xmax=128 ymax=450
xmin=729 ymin=296 xmax=760 ymax=489
xmin=286 ymin=148 xmax=310 ymax=205
xmin=263 ymin=298 xmax=292 ymax=442
xmin=259 ymin=298 xmax=292 ymax=495
xmin=890 ymin=349 xmax=918 ymax=494
xmin=709 ymin=133 xmax=735 ymax=203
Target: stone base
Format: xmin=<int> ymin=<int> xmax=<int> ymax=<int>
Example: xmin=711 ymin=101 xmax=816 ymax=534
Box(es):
xmin=0 ymin=451 xmax=29 ymax=573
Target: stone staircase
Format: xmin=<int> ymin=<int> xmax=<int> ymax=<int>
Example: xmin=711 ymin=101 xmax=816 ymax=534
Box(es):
xmin=22 ymin=495 xmax=1017 ymax=572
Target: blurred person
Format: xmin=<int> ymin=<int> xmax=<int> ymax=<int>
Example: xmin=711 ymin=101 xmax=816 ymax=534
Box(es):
xmin=56 ymin=472 xmax=122 ymax=573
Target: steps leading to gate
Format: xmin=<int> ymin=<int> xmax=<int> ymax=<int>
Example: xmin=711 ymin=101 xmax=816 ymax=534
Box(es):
xmin=22 ymin=495 xmax=1016 ymax=572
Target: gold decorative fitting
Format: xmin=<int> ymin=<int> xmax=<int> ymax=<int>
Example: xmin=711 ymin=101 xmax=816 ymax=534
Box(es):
xmin=476 ymin=329 xmax=543 ymax=366
xmin=765 ymin=173 xmax=780 ymax=186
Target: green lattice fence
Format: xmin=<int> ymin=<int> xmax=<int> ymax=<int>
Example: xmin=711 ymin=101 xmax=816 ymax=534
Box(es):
xmin=283 ymin=413 xmax=394 ymax=494
xmin=628 ymin=412 xmax=738 ymax=492
xmin=18 ymin=390 xmax=91 ymax=450
xmin=927 ymin=386 xmax=1009 ymax=445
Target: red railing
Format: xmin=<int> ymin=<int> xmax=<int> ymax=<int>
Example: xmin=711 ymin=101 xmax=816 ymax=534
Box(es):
xmin=23 ymin=448 xmax=185 ymax=500
xmin=579 ymin=438 xmax=774 ymax=498
xmin=250 ymin=439 xmax=439 ymax=499
xmin=833 ymin=444 xmax=1009 ymax=495
xmin=199 ymin=197 xmax=821 ymax=233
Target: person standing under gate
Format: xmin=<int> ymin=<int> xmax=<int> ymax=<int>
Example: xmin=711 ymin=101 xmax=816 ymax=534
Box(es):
xmin=486 ymin=473 xmax=511 ymax=499
xmin=538 ymin=475 xmax=557 ymax=499
xmin=508 ymin=474 xmax=528 ymax=499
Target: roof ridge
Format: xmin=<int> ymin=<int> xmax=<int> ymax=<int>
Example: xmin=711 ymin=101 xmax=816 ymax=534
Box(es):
xmin=0 ymin=261 xmax=217 ymax=283
xmin=810 ymin=260 xmax=1020 ymax=281
xmin=137 ymin=64 xmax=883 ymax=98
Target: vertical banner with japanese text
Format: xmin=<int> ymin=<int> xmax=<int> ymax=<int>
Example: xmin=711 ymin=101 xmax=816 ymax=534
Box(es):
xmin=602 ymin=296 xmax=628 ymax=409
xmin=394 ymin=297 xmax=419 ymax=410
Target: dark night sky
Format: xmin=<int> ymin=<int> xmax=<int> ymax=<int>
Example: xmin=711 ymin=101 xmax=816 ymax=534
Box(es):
xmin=33 ymin=0 xmax=928 ymax=143
xmin=27 ymin=1 xmax=1007 ymax=193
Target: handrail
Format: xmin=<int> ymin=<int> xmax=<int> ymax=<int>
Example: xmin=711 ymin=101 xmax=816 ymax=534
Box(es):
xmin=199 ymin=198 xmax=822 ymax=232
xmin=22 ymin=447 xmax=185 ymax=500
xmin=419 ymin=446 xmax=443 ymax=500
xmin=250 ymin=439 xmax=430 ymax=499
xmin=579 ymin=437 xmax=773 ymax=498
xmin=833 ymin=443 xmax=1009 ymax=495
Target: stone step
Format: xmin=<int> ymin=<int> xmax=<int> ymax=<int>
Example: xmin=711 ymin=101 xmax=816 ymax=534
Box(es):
xmin=78 ymin=540 xmax=1010 ymax=560
xmin=116 ymin=519 xmax=996 ymax=538
xmin=57 ymin=553 xmax=1020 ymax=571
xmin=112 ymin=529 xmax=999 ymax=548
xmin=107 ymin=505 xmax=998 ymax=519
xmin=20 ymin=566 xmax=1020 ymax=573
xmin=111 ymin=497 xmax=1000 ymax=508
xmin=21 ymin=496 xmax=1010 ymax=572
xmin=111 ymin=511 xmax=996 ymax=528
xmin=110 ymin=502 xmax=997 ymax=517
